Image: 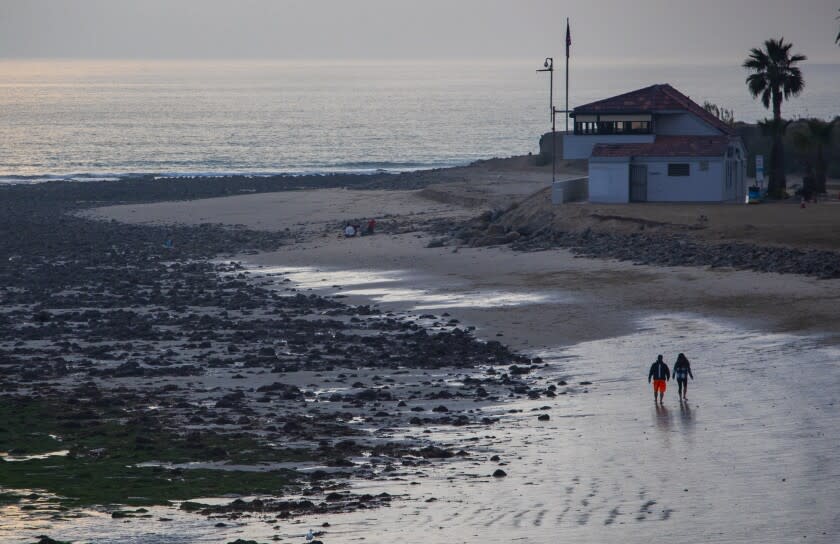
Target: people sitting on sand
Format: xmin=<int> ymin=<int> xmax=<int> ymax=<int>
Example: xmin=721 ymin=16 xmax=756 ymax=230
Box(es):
xmin=366 ymin=218 xmax=376 ymax=235
xmin=673 ymin=353 xmax=694 ymax=400
xmin=648 ymin=354 xmax=670 ymax=404
xmin=343 ymin=224 xmax=356 ymax=237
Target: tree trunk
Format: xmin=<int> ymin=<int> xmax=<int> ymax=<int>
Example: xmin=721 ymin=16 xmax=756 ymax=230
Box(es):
xmin=768 ymin=135 xmax=786 ymax=197
xmin=769 ymin=91 xmax=787 ymax=196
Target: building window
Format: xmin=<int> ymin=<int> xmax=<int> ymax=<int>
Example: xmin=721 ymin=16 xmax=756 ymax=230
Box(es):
xmin=574 ymin=120 xmax=651 ymax=135
xmin=597 ymin=121 xmax=614 ymax=134
xmin=574 ymin=121 xmax=597 ymax=134
xmin=668 ymin=163 xmax=690 ymax=176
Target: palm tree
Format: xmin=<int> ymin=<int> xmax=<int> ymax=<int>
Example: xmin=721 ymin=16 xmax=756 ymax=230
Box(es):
xmin=743 ymin=38 xmax=807 ymax=195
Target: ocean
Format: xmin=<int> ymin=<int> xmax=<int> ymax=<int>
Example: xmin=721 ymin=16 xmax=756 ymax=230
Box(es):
xmin=1 ymin=59 xmax=837 ymax=183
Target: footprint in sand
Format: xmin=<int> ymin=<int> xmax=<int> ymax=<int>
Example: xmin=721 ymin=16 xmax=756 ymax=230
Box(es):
xmin=604 ymin=506 xmax=621 ymax=525
xmin=636 ymin=499 xmax=657 ymax=521
xmin=555 ymin=504 xmax=571 ymax=524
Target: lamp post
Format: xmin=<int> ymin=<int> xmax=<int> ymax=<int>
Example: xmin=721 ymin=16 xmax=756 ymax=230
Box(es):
xmin=537 ymin=57 xmax=556 ymax=183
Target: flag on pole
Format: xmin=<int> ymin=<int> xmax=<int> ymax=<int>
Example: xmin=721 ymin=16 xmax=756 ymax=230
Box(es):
xmin=566 ymin=18 xmax=571 ymax=58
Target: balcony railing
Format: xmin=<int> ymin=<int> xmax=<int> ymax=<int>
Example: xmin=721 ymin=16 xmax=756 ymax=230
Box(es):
xmin=574 ymin=121 xmax=651 ymax=135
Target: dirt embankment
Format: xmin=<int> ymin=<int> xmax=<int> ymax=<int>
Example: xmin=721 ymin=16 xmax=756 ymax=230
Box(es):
xmin=434 ymin=186 xmax=840 ymax=279
xmin=488 ymin=185 xmax=840 ymax=250
xmin=416 ymin=156 xmax=587 ymax=210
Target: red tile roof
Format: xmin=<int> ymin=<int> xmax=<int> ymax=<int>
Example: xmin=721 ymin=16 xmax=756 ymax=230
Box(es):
xmin=591 ymin=135 xmax=730 ymax=158
xmin=573 ymin=83 xmax=736 ymax=136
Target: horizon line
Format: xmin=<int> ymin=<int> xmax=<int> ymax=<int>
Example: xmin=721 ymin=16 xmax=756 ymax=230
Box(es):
xmin=2 ymin=56 xmax=839 ymax=66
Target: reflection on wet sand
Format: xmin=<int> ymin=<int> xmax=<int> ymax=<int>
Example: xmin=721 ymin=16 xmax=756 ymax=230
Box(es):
xmin=250 ymin=265 xmax=570 ymax=310
xmin=654 ymin=403 xmax=673 ymax=433
xmin=678 ymin=399 xmax=694 ymax=429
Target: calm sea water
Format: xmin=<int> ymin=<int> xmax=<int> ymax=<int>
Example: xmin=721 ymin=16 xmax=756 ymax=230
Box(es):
xmin=1 ymin=59 xmax=837 ymax=182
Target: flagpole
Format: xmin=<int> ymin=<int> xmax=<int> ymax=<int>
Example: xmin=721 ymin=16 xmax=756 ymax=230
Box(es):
xmin=537 ymin=58 xmax=555 ymax=183
xmin=565 ymin=17 xmax=570 ymax=133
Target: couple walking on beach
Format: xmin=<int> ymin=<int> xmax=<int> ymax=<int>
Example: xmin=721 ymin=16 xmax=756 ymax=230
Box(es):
xmin=648 ymin=353 xmax=694 ymax=403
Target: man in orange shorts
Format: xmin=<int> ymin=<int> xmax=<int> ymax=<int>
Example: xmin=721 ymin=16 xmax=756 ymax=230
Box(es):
xmin=648 ymin=354 xmax=671 ymax=404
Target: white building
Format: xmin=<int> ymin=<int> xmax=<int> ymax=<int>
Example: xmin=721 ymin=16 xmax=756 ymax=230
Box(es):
xmin=562 ymin=84 xmax=747 ymax=203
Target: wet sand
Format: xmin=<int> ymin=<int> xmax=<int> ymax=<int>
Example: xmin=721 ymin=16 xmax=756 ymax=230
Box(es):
xmin=249 ymin=316 xmax=838 ymax=544
xmin=77 ymin=168 xmax=840 ymax=543
xmin=10 ymin=312 xmax=838 ymax=543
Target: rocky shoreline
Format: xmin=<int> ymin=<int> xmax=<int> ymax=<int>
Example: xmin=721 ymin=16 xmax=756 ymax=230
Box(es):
xmin=447 ymin=207 xmax=840 ymax=279
xmin=0 ymin=174 xmax=562 ymax=543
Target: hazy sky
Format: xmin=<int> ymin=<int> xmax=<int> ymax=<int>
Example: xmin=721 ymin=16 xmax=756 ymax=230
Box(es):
xmin=1 ymin=0 xmax=839 ymax=63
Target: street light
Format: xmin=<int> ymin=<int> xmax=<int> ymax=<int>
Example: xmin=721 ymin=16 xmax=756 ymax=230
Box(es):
xmin=537 ymin=57 xmax=556 ymax=183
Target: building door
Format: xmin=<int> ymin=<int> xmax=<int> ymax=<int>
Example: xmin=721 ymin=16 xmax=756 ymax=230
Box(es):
xmin=725 ymin=160 xmax=740 ymax=201
xmin=629 ymin=164 xmax=648 ymax=202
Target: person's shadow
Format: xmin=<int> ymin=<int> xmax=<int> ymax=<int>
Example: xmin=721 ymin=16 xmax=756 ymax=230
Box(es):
xmin=654 ymin=403 xmax=673 ymax=433
xmin=679 ymin=399 xmax=695 ymax=430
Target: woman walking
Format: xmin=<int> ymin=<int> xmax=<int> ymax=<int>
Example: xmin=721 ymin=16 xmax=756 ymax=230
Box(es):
xmin=673 ymin=353 xmax=694 ymax=401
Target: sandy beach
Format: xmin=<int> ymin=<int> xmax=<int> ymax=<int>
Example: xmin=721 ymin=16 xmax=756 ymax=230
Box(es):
xmin=4 ymin=3 xmax=840 ymax=542
xmin=87 ymin=160 xmax=840 ymax=346
xmin=72 ymin=159 xmax=840 ymax=542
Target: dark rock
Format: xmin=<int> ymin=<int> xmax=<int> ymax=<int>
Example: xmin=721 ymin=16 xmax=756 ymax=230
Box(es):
xmin=416 ymin=446 xmax=454 ymax=459
xmin=255 ymin=382 xmax=303 ymax=399
xmin=216 ymin=390 xmax=246 ymax=407
xmin=355 ymin=388 xmax=392 ymax=401
xmin=32 ymin=537 xmax=67 ymax=544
